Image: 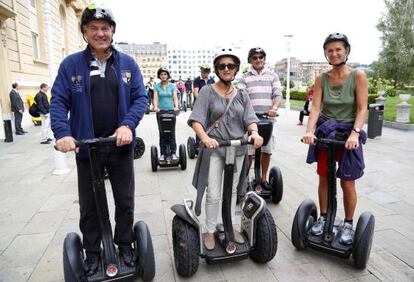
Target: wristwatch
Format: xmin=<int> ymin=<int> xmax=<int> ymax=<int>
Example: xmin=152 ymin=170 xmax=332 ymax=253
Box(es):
xmin=353 ymin=127 xmax=361 ymax=134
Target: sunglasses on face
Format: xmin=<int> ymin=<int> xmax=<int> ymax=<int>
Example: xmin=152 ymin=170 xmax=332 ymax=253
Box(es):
xmin=251 ymin=55 xmax=264 ymax=61
xmin=216 ymin=63 xmax=237 ymax=70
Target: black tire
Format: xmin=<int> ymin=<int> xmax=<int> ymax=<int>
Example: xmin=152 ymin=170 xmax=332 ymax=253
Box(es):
xmin=172 ymin=216 xmax=200 ymax=277
xmin=133 ymin=221 xmax=156 ymax=281
xmin=151 ymin=146 xmax=158 ymax=172
xmin=353 ymin=212 xmax=375 ymax=269
xmin=249 ymin=209 xmax=278 ymax=263
xmin=269 ymin=166 xmax=283 ymax=204
xmin=134 ymin=137 xmax=145 ymax=159
xmin=291 ymin=199 xmax=317 ymax=250
xmin=187 ymin=137 xmax=196 ymax=159
xmin=145 ymin=104 xmax=150 ymax=114
xmin=183 ymin=103 xmax=187 ymax=112
xmin=179 ymin=144 xmax=187 ymax=170
xmin=63 ymin=232 xmax=84 ymax=282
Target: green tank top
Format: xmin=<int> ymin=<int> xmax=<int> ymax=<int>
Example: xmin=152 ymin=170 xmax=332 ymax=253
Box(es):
xmin=321 ymin=70 xmax=356 ymax=122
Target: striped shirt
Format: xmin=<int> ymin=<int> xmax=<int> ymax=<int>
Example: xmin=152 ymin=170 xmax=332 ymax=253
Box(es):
xmin=238 ymin=67 xmax=282 ymax=114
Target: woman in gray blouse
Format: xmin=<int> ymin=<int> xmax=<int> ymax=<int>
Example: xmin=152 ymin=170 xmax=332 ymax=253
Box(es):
xmin=188 ymin=48 xmax=263 ymax=251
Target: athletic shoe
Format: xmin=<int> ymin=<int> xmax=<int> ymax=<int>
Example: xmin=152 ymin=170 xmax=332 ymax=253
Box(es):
xmin=311 ymin=216 xmax=326 ymax=236
xmin=339 ymin=222 xmax=354 ymax=245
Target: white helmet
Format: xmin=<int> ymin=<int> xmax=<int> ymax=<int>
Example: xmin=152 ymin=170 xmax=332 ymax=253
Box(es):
xmin=213 ymin=48 xmax=241 ymax=67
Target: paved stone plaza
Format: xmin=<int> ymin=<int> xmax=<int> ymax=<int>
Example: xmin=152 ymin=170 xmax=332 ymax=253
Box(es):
xmin=0 ymin=110 xmax=413 ymax=281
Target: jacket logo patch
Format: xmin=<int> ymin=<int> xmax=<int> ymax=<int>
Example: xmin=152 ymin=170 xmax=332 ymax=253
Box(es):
xmin=121 ymin=70 xmax=131 ymax=84
xmin=71 ymin=74 xmax=83 ymax=92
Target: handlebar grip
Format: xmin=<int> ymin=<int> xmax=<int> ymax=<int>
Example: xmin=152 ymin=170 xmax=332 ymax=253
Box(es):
xmin=301 ymin=137 xmax=346 ymax=147
xmin=216 ymin=139 xmax=253 ymax=147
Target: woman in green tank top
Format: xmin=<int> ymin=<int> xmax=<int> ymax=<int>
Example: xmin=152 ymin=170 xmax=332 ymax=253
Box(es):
xmin=302 ymin=33 xmax=368 ymax=245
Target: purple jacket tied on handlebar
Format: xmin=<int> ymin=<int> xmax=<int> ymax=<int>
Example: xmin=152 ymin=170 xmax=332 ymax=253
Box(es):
xmin=306 ymin=116 xmax=366 ymax=180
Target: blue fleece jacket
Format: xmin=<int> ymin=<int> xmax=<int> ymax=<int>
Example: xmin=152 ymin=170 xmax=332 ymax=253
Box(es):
xmin=50 ymin=46 xmax=148 ymax=157
xmin=306 ymin=115 xmax=366 ymax=180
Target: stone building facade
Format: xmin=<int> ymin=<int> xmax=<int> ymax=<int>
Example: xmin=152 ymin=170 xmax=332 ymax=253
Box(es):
xmin=0 ymin=0 xmax=88 ymax=139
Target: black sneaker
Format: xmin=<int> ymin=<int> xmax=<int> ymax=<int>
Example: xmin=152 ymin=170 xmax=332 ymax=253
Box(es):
xmin=83 ymin=252 xmax=100 ymax=276
xmin=118 ymin=245 xmax=137 ymax=267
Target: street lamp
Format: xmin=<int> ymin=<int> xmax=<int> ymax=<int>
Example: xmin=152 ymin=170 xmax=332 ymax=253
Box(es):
xmin=284 ymin=34 xmax=294 ymax=113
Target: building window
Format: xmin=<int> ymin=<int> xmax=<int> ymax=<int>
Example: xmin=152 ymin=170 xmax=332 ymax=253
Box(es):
xmin=32 ymin=32 xmax=40 ymax=60
xmin=29 ymin=0 xmax=36 ymax=9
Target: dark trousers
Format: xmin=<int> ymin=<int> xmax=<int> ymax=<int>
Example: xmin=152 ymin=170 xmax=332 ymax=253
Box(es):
xmin=76 ymin=147 xmax=135 ymax=253
xmin=156 ymin=112 xmax=176 ymax=155
xmin=14 ymin=111 xmax=23 ymax=132
xmin=299 ymin=110 xmax=309 ymax=122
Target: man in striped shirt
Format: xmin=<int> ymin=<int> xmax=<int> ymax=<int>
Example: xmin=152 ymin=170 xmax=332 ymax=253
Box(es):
xmin=238 ymin=47 xmax=283 ymax=191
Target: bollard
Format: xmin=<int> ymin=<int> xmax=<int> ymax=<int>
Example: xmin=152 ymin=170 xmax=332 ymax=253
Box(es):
xmin=52 ymin=150 xmax=71 ymax=175
xmin=3 ymin=120 xmax=13 ymax=142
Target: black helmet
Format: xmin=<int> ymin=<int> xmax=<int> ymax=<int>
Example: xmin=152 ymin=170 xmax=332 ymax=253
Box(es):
xmin=157 ymin=67 xmax=170 ymax=79
xmin=323 ymin=33 xmax=350 ymax=50
xmin=81 ymin=3 xmax=116 ymax=31
xmin=323 ymin=33 xmax=351 ymax=66
xmin=248 ymin=47 xmax=266 ymax=63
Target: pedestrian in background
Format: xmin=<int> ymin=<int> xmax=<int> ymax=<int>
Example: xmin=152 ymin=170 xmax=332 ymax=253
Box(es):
xmin=35 ymin=83 xmax=52 ymax=144
xmin=297 ymin=85 xmax=314 ymax=126
xmin=9 ymin=82 xmax=27 ymax=135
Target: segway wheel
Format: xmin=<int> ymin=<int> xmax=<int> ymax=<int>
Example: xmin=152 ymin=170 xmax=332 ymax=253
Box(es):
xmin=352 ymin=212 xmax=375 ymax=269
xmin=179 ymin=144 xmax=187 ymax=170
xmin=134 ymin=137 xmax=145 ymax=159
xmin=269 ymin=166 xmax=283 ymax=204
xmin=172 ymin=216 xmax=200 ymax=277
xmin=63 ymin=232 xmax=85 ymax=282
xmin=133 ymin=221 xmax=156 ymax=281
xmin=291 ymin=199 xmax=317 ymax=250
xmin=151 ymin=146 xmax=158 ymax=172
xmin=249 ymin=209 xmax=278 ymax=263
xmin=187 ymin=137 xmax=196 ymax=159
xmin=145 ymin=104 xmax=150 ymax=115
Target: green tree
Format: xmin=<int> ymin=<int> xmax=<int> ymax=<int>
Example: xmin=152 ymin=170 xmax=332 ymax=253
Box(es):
xmin=376 ymin=0 xmax=414 ymax=87
xmin=282 ymin=78 xmax=295 ymax=89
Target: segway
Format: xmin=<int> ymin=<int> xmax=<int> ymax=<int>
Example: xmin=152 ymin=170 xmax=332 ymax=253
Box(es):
xmin=61 ymin=137 xmax=155 ymax=281
xmin=246 ymin=114 xmax=283 ymax=204
xmin=171 ymin=139 xmax=278 ymax=277
xmin=104 ymin=136 xmax=145 ymax=179
xmin=291 ymin=137 xmax=375 ymax=269
xmin=134 ymin=136 xmax=145 ymax=160
xmin=151 ymin=110 xmax=186 ymax=172
xmin=186 ymin=136 xmax=199 ymax=159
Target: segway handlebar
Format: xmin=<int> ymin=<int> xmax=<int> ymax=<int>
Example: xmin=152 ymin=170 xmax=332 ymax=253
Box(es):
xmin=54 ymin=137 xmax=117 ymax=151
xmin=301 ymin=137 xmax=346 ymax=147
xmin=217 ymin=139 xmax=253 ymax=147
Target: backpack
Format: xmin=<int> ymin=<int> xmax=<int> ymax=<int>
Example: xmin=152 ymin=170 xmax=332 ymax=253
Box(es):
xmin=29 ymin=102 xmax=40 ymax=117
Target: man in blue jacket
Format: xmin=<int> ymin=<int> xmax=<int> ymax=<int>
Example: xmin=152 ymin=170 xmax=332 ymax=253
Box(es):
xmin=50 ymin=3 xmax=147 ymax=276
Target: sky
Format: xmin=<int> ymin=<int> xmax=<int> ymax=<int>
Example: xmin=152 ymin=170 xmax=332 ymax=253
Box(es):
xmin=100 ymin=0 xmax=386 ymax=65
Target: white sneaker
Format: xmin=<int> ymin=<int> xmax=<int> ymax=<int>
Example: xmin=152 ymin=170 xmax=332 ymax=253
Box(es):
xmin=339 ymin=222 xmax=354 ymax=245
xmin=311 ymin=216 xmax=326 ymax=236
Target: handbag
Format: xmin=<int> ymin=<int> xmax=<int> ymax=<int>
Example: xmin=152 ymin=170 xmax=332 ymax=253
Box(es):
xmin=29 ymin=103 xmax=40 ymax=117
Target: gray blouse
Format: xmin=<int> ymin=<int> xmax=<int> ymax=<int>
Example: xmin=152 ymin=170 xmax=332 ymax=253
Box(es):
xmin=188 ymin=84 xmax=259 ymax=215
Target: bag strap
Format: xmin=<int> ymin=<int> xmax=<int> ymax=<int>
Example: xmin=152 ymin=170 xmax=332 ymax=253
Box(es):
xmin=206 ymin=86 xmax=237 ymax=134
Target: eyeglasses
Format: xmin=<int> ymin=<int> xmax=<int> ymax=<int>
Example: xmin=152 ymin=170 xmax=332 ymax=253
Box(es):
xmin=251 ymin=55 xmax=264 ymax=61
xmin=216 ymin=63 xmax=237 ymax=71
